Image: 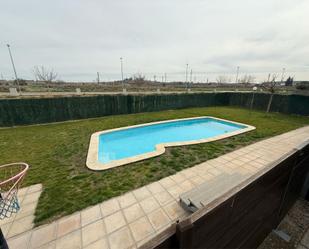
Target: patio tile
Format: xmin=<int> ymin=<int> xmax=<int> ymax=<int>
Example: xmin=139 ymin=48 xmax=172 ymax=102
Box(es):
xmin=233 ymin=150 xmax=246 ymax=156
xmin=129 ymin=216 xmax=155 ymax=242
xmin=139 ymin=196 xmax=160 ymax=214
xmin=255 ymin=158 xmax=269 ymax=165
xmin=27 ymin=184 xmax=43 ymax=194
xmin=238 ymin=157 xmax=252 ymax=163
xmin=164 ymin=201 xmax=188 ymax=221
xmin=22 ymin=191 xmax=41 ymax=205
xmin=7 ymin=231 xmax=31 ymax=249
xmin=226 ymin=162 xmax=239 ymax=169
xmin=0 ymin=214 xmax=15 ymax=226
xmin=56 ymin=230 xmax=82 ymax=249
xmin=248 ymin=161 xmax=265 ymax=169
xmin=82 ymin=219 xmax=106 ymax=247
xmin=231 ymin=159 xmax=245 ymax=166
xmin=170 ymin=173 xmax=186 ymax=184
xmin=132 ymin=187 xmax=151 ymax=202
xmin=1 ymin=222 xmax=11 ymax=237
xmin=154 ymin=191 xmax=173 ymax=206
xmin=179 ymin=180 xmax=195 ymax=192
xmin=108 ymin=227 xmax=134 ymax=249
xmin=123 ymin=203 xmax=144 ymax=223
xmin=243 ymin=154 xmax=259 ymax=160
xmin=7 ymin=214 xmax=34 ymax=238
xmin=18 ymin=186 xmax=29 ymax=195
xmin=159 ymin=177 xmax=176 ymax=189
xmin=237 ymin=167 xmax=251 ymax=175
xmin=57 ymin=212 xmax=81 ymax=238
xmin=104 ymin=211 xmax=126 ymax=234
xmin=166 ymin=185 xmax=184 ymax=199
xmin=100 ymin=198 xmax=120 ymax=217
xmin=242 ymin=164 xmax=258 ymax=173
xmin=215 ymin=157 xmax=229 ymax=164
xmin=136 ymin=234 xmax=155 ymax=248
xmin=207 ymin=167 xmax=222 ymax=176
xmin=147 ymin=208 xmax=171 ymax=231
xmin=223 ymin=152 xmax=238 ymax=159
xmin=191 ymin=167 xmax=206 ymax=175
xmin=84 ymin=237 xmax=109 ymax=249
xmin=15 ymin=201 xmax=38 ymax=220
xmin=81 ymin=205 xmax=102 ymax=227
xmin=220 ymin=155 xmax=236 ymax=161
xmin=17 ymin=192 xmax=27 ymax=204
xmin=181 ymin=169 xmax=196 ymax=178
xmin=219 ymin=166 xmax=235 ymax=175
xmin=37 ymin=241 xmax=56 ymax=249
xmin=118 ymin=192 xmax=137 ymax=209
xmin=207 ymin=160 xmax=221 ymax=168
xmin=201 ymin=173 xmax=215 ymax=181
xmin=190 ymin=175 xmax=205 ymax=185
xmin=30 ymin=222 xmax=56 ymax=248
xmin=147 ymin=182 xmax=165 ymax=194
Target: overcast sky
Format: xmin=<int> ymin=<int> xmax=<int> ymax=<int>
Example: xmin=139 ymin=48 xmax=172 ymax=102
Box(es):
xmin=1 ymin=0 xmax=308 ymax=82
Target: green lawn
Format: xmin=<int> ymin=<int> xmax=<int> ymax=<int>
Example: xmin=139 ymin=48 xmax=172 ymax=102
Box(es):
xmin=0 ymin=107 xmax=308 ymax=226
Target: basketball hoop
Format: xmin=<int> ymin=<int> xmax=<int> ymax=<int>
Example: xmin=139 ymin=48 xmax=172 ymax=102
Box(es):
xmin=0 ymin=162 xmax=29 ymax=249
xmin=0 ymin=163 xmax=29 ymax=219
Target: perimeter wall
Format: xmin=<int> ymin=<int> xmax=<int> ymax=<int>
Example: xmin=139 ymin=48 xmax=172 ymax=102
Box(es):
xmin=0 ymin=93 xmax=308 ymax=126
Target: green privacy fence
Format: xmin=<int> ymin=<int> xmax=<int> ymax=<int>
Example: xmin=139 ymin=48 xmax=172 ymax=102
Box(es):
xmin=228 ymin=93 xmax=309 ymax=115
xmin=0 ymin=93 xmax=308 ymax=126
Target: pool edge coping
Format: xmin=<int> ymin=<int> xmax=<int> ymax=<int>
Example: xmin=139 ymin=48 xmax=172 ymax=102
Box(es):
xmin=86 ymin=116 xmax=256 ymax=171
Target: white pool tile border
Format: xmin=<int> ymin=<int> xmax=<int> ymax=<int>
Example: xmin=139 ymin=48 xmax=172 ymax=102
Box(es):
xmin=86 ymin=117 xmax=256 ymax=171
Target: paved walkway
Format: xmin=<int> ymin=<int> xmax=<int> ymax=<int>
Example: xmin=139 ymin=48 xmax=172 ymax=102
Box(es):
xmin=0 ymin=184 xmax=42 ymax=239
xmin=5 ymin=126 xmax=309 ymax=249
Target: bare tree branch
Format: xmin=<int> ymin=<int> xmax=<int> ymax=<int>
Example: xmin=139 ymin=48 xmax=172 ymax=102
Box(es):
xmin=260 ymin=73 xmax=279 ymax=112
xmin=33 ymin=66 xmax=58 ymax=83
xmin=239 ymin=74 xmax=255 ymax=84
xmin=216 ymin=75 xmax=229 ymax=84
xmin=261 ymin=73 xmax=279 ymax=94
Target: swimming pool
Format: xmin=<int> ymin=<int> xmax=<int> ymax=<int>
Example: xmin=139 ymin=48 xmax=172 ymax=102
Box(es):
xmin=86 ymin=117 xmax=255 ymax=170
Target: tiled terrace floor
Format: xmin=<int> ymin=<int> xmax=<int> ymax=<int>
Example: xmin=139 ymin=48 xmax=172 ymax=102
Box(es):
xmin=0 ymin=184 xmax=42 ymax=239
xmin=5 ymin=126 xmax=309 ymax=249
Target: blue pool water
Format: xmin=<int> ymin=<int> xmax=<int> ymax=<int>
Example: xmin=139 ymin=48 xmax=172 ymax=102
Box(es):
xmin=98 ymin=118 xmax=246 ymax=163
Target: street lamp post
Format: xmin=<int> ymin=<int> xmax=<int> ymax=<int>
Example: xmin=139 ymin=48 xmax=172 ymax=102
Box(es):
xmin=281 ymin=68 xmax=286 ymax=83
xmin=235 ymin=66 xmax=240 ymax=84
xmin=185 ymin=63 xmax=189 ymax=89
xmin=235 ymin=66 xmax=240 ymax=91
xmin=120 ymin=57 xmax=124 ymax=89
xmin=6 ymin=44 xmax=21 ymax=93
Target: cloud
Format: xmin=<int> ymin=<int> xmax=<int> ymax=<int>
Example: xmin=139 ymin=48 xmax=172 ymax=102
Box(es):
xmin=0 ymin=0 xmax=308 ymax=82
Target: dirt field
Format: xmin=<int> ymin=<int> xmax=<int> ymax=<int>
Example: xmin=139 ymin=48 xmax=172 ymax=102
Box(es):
xmin=258 ymin=198 xmax=309 ymax=249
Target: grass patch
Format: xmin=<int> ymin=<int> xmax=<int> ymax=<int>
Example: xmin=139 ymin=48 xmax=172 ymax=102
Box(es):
xmin=0 ymin=107 xmax=308 ymax=225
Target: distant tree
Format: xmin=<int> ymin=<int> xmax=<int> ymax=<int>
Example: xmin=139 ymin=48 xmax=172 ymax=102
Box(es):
xmin=285 ymin=76 xmax=294 ymax=86
xmin=33 ymin=66 xmax=58 ymax=83
xmin=132 ymin=73 xmax=146 ymax=85
xmin=216 ymin=75 xmax=228 ymax=84
xmin=14 ymin=78 xmax=27 ymax=86
xmin=239 ymin=74 xmax=255 ymax=84
xmin=261 ymin=73 xmax=279 ymax=113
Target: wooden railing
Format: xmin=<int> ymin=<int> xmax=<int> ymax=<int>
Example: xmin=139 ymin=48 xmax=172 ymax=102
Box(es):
xmin=142 ymin=141 xmax=309 ymax=249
